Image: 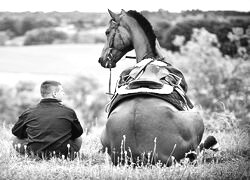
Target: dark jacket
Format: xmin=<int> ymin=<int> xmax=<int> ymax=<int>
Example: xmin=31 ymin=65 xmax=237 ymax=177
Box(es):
xmin=12 ymin=98 xmax=83 ymax=155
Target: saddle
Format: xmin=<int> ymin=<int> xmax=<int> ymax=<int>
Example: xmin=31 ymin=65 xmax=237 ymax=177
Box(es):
xmin=106 ymin=59 xmax=194 ymax=116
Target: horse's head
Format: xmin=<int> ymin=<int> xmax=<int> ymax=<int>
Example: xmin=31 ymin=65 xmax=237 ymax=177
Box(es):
xmin=98 ymin=9 xmax=133 ymax=68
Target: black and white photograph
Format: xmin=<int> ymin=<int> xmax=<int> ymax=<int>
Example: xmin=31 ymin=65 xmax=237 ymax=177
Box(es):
xmin=0 ymin=0 xmax=249 ymax=179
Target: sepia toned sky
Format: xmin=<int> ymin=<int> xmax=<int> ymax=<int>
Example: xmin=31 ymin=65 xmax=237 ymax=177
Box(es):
xmin=0 ymin=0 xmax=249 ymax=12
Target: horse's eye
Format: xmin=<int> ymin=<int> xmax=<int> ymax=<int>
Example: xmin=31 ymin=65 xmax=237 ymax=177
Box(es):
xmin=105 ymin=30 xmax=110 ymax=36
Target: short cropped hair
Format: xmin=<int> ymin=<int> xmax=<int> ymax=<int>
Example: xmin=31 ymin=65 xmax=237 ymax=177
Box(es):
xmin=40 ymin=80 xmax=61 ymax=98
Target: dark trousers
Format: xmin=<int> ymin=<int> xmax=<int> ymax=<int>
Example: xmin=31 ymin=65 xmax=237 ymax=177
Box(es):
xmin=12 ymin=136 xmax=82 ymax=159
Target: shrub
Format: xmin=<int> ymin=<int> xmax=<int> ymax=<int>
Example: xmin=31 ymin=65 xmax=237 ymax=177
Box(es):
xmin=0 ymin=16 xmax=59 ymax=37
xmin=24 ymin=28 xmax=68 ymax=45
xmin=158 ymin=19 xmax=250 ymax=57
xmin=0 ymin=82 xmax=39 ymax=125
xmin=0 ymin=17 xmax=16 ymax=34
xmin=64 ymin=76 xmax=108 ymax=131
xmin=0 ymin=31 xmax=10 ymax=45
xmin=167 ymin=28 xmax=249 ymax=126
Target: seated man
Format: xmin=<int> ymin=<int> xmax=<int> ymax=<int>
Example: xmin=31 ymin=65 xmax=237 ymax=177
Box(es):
xmin=12 ymin=80 xmax=83 ymax=159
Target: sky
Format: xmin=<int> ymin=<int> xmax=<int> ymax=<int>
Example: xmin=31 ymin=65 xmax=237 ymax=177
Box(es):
xmin=0 ymin=0 xmax=249 ymax=13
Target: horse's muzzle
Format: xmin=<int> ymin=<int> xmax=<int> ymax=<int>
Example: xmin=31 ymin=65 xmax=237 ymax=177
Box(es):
xmin=98 ymin=57 xmax=116 ymax=68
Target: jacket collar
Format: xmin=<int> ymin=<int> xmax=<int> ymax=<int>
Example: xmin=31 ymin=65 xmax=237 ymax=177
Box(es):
xmin=40 ymin=98 xmax=61 ymax=103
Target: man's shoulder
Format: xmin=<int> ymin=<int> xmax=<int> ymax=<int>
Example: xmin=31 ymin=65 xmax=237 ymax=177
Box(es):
xmin=58 ymin=103 xmax=76 ymax=113
xmin=19 ymin=104 xmax=39 ymax=117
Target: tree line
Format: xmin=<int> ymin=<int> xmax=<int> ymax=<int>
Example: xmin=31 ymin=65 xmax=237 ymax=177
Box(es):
xmin=0 ymin=10 xmax=249 ymax=58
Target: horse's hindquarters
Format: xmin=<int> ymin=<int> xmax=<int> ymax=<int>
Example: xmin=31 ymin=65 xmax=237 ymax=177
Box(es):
xmin=101 ymin=96 xmax=204 ymax=165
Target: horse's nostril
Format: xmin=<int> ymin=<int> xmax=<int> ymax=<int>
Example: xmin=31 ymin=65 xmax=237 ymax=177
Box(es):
xmin=98 ymin=58 xmax=102 ymax=63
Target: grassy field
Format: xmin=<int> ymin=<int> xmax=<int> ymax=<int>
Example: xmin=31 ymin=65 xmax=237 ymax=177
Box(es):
xmin=0 ymin=123 xmax=249 ymax=180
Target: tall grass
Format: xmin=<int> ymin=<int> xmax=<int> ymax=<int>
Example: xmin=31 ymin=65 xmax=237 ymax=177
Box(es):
xmin=0 ymin=121 xmax=249 ymax=180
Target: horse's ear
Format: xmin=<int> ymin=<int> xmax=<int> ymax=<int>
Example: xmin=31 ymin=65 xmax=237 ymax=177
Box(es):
xmin=108 ymin=9 xmax=119 ymax=22
xmin=121 ymin=9 xmax=127 ymax=14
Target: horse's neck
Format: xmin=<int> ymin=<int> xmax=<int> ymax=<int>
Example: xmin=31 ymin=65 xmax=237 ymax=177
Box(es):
xmin=127 ymin=23 xmax=155 ymax=62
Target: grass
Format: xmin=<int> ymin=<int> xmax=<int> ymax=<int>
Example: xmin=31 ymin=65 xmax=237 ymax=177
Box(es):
xmin=0 ymin=122 xmax=249 ymax=180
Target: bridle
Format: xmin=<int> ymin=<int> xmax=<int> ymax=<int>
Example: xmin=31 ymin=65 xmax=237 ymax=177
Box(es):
xmin=106 ymin=20 xmax=128 ymax=96
xmin=105 ymin=21 xmax=119 ymax=96
xmin=106 ymin=21 xmax=125 ymax=67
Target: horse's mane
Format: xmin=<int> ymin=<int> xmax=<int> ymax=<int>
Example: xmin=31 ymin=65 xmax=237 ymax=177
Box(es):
xmin=127 ymin=10 xmax=157 ymax=56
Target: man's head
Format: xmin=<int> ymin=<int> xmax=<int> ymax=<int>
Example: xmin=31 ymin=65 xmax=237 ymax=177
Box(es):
xmin=40 ymin=80 xmax=64 ymax=101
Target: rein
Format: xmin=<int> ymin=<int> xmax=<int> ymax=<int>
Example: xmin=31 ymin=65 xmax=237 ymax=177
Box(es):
xmin=105 ymin=50 xmax=114 ymax=96
xmin=106 ymin=67 xmax=113 ymax=96
xmin=106 ymin=56 xmax=135 ymax=97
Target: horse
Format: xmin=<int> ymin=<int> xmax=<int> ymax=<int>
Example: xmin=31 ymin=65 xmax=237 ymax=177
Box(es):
xmin=98 ymin=9 xmax=204 ymax=166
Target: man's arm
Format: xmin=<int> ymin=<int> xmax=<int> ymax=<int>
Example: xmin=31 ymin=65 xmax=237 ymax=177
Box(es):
xmin=71 ymin=111 xmax=83 ymax=139
xmin=12 ymin=112 xmax=28 ymax=139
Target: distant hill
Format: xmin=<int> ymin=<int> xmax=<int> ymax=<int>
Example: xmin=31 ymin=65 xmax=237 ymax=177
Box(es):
xmin=0 ymin=10 xmax=249 ymax=58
